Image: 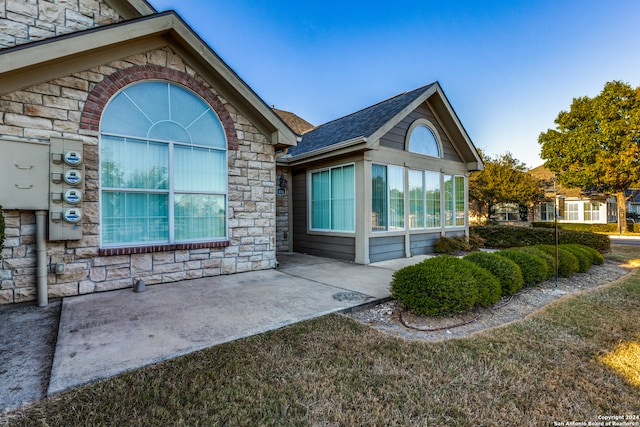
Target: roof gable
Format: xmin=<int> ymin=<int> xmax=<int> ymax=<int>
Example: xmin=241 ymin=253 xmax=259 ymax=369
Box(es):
xmin=286 ymin=82 xmax=483 ymax=170
xmin=289 ymin=84 xmax=434 ymax=157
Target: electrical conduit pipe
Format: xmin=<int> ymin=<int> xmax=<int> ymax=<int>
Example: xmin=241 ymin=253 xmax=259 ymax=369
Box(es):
xmin=36 ymin=210 xmax=48 ymax=307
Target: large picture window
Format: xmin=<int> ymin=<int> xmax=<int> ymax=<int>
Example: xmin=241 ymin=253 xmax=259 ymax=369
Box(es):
xmin=100 ymin=81 xmax=227 ymax=246
xmin=310 ymin=164 xmax=355 ymax=231
xmin=373 ymin=166 xmax=464 ymax=231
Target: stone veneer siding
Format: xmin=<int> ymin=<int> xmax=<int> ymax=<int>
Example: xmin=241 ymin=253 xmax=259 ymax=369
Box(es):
xmin=0 ymin=47 xmax=277 ymax=304
xmin=0 ymin=0 xmax=122 ymax=49
xmin=275 ymin=165 xmax=290 ymax=253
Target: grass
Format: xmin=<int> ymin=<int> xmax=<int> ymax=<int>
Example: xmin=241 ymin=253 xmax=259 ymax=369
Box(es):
xmin=2 ymin=246 xmax=640 ymax=426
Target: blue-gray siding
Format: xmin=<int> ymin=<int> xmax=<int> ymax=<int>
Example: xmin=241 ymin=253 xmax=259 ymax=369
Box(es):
xmin=291 ymin=169 xmax=356 ymax=261
xmin=379 ymin=104 xmax=462 ymax=162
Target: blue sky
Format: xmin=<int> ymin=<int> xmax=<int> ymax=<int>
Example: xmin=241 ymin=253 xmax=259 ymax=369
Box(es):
xmin=148 ymin=0 xmax=640 ymax=168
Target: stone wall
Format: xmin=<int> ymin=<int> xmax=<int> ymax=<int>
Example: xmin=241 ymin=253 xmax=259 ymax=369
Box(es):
xmin=0 ymin=47 xmax=277 ymax=304
xmin=0 ymin=0 xmax=122 ymax=49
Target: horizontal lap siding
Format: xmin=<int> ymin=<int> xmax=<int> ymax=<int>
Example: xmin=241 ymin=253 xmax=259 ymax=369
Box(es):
xmin=369 ymin=235 xmax=404 ymax=263
xmin=380 ymin=105 xmax=461 ymax=162
xmin=410 ymin=232 xmax=440 ymax=255
xmin=291 ymin=169 xmax=356 ymax=261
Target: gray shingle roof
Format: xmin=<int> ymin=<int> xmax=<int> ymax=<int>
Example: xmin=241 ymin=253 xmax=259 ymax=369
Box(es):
xmin=288 ymin=83 xmax=436 ymax=157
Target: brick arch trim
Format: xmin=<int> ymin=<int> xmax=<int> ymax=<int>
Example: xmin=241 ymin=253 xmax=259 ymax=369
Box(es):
xmin=80 ymin=65 xmax=238 ymax=150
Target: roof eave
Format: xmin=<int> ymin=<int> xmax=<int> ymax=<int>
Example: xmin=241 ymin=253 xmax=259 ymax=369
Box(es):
xmin=279 ymin=136 xmax=368 ymax=166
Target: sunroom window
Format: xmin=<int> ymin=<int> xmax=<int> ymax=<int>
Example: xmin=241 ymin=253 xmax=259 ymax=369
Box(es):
xmin=444 ymin=175 xmax=465 ymax=227
xmin=310 ymin=164 xmax=355 ymax=232
xmin=100 ymin=81 xmax=227 ymax=246
xmin=372 ymin=164 xmax=405 ymax=231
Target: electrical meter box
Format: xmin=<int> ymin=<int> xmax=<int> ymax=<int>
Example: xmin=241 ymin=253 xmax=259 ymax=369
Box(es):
xmin=49 ymin=138 xmax=85 ymax=240
xmin=0 ymin=139 xmax=50 ymax=210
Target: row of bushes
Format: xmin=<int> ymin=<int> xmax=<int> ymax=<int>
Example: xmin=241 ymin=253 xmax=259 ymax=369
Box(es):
xmin=470 ymin=225 xmax=610 ymax=253
xmin=390 ymin=243 xmax=604 ymax=317
xmin=533 ymin=221 xmax=640 ymax=234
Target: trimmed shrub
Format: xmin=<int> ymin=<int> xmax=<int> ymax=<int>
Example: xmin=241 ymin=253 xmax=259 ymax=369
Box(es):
xmin=433 ymin=236 xmax=466 ymax=254
xmin=464 ymin=252 xmax=524 ymax=296
xmin=433 ymin=234 xmax=484 ymax=254
xmin=516 ymin=247 xmax=555 ymax=279
xmin=391 ymin=256 xmax=498 ymax=316
xmin=469 ymin=263 xmax=502 ymax=308
xmin=566 ymin=243 xmax=604 ymax=265
xmin=470 ymin=225 xmax=610 ymax=253
xmin=558 ymin=244 xmax=593 ymax=273
xmin=497 ymin=249 xmax=549 ymax=287
xmin=534 ymin=244 xmax=580 ymax=278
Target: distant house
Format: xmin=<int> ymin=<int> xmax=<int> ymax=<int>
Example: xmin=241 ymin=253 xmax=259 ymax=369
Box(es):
xmin=0 ymin=0 xmax=483 ymax=304
xmin=528 ymin=165 xmax=617 ymax=224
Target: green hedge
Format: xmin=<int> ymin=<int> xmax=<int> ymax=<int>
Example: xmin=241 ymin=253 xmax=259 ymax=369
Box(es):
xmin=463 ymin=252 xmax=524 ymax=296
xmin=559 ymin=244 xmax=592 ymax=273
xmin=534 ymin=244 xmax=580 ymax=278
xmin=390 ymin=256 xmax=500 ymax=317
xmin=532 ymin=222 xmax=618 ymax=233
xmin=496 ymin=249 xmax=549 ymax=287
xmin=470 ymin=225 xmax=610 ymax=253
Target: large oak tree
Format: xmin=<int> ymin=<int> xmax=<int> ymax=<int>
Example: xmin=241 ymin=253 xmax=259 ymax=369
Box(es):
xmin=538 ymin=81 xmax=640 ymax=233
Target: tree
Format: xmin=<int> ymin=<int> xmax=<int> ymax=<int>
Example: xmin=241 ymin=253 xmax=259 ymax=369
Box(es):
xmin=538 ymin=80 xmax=640 ymax=233
xmin=469 ymin=152 xmax=544 ymax=224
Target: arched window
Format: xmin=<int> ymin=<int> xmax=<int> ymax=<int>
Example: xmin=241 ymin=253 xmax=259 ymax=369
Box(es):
xmin=100 ymin=81 xmax=227 ymax=246
xmin=406 ymin=120 xmax=441 ymax=157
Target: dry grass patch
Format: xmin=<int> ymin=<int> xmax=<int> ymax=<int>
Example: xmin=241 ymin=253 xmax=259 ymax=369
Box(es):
xmin=3 ymin=248 xmax=640 ymax=426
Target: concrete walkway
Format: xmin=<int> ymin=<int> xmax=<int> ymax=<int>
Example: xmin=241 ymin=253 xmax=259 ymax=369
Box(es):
xmin=46 ymin=253 xmax=430 ymax=396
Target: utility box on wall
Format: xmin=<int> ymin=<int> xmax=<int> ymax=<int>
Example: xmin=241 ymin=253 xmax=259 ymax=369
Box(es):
xmin=49 ymin=138 xmax=85 ymax=241
xmin=0 ymin=139 xmax=50 ymax=210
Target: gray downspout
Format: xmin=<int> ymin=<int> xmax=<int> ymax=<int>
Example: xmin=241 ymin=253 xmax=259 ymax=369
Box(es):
xmin=35 ymin=210 xmax=48 ymax=307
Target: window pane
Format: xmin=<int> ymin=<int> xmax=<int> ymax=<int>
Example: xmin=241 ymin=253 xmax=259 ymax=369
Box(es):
xmin=444 ymin=175 xmax=454 ymax=226
xmin=174 ymin=194 xmax=226 ymax=240
xmin=372 ymin=164 xmax=387 ymax=231
xmin=425 ymin=171 xmax=440 ymax=228
xmin=174 ymin=146 xmax=226 ymax=192
xmin=408 ymin=125 xmax=440 ymax=157
xmin=408 ymin=170 xmax=424 ymax=229
xmin=311 ymin=170 xmax=330 ymax=229
xmin=388 ymin=166 xmax=404 ymax=230
xmin=101 ymin=136 xmax=168 ymax=190
xmin=102 ymin=192 xmax=168 ymax=244
xmin=455 ymin=176 xmax=465 ymax=226
xmin=330 ymin=165 xmax=355 ymax=231
xmin=101 ymin=92 xmax=154 ymax=138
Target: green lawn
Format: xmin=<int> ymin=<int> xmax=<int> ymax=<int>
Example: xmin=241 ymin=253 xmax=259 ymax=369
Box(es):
xmin=3 ymin=246 xmax=640 ymax=426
